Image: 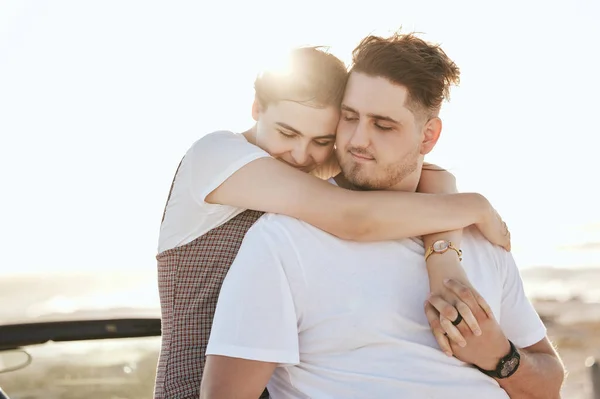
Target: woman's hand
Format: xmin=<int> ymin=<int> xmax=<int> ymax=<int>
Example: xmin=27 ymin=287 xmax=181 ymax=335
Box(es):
xmin=476 ymin=207 xmax=511 ymax=251
xmin=418 ymin=163 xmax=511 ymax=252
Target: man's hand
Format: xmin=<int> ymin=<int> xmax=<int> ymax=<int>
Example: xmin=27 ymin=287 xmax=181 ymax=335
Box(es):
xmin=425 ymin=279 xmax=511 ymax=370
xmin=425 ymin=250 xmax=489 ymax=356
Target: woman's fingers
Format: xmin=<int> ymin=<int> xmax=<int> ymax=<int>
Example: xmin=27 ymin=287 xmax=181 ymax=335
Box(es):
xmin=424 ymin=301 xmax=454 ymax=356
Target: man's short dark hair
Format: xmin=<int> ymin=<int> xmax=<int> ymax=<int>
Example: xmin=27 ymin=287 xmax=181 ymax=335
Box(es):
xmin=350 ymin=32 xmax=460 ymax=119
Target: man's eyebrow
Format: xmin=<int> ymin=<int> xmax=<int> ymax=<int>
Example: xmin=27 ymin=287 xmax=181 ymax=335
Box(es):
xmin=341 ymin=104 xmax=399 ymax=124
xmin=341 ymin=104 xmax=358 ymax=114
xmin=276 ymin=122 xmax=335 ymax=140
xmin=368 ymin=113 xmax=399 ymax=124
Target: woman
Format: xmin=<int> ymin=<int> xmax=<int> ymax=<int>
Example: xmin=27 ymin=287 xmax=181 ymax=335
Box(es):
xmin=154 ymin=47 xmax=509 ymax=399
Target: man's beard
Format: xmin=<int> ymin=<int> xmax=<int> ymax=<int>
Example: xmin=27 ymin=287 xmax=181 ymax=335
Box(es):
xmin=336 ymin=145 xmax=420 ymax=191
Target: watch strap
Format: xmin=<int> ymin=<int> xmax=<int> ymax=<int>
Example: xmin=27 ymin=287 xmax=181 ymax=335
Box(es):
xmin=424 ymin=241 xmax=463 ymax=261
xmin=474 ymin=340 xmax=520 ymax=379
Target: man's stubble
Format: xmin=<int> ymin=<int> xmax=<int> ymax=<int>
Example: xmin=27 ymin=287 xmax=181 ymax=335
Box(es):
xmin=335 ymin=143 xmax=421 ymax=191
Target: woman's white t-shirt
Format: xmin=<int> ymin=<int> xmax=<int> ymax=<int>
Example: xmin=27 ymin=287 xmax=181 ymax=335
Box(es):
xmin=158 ymin=131 xmax=271 ymax=253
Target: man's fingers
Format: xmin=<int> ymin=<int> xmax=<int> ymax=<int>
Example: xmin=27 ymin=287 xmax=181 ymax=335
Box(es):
xmin=443 ymin=279 xmax=487 ymax=320
xmin=455 ymin=301 xmax=481 ymax=336
xmin=427 ymin=296 xmax=467 ymax=347
xmin=440 ymin=317 xmax=466 ymax=347
xmin=471 ymin=290 xmax=495 ymax=319
xmin=427 ymin=294 xmax=459 ymax=322
xmin=424 ymin=302 xmax=453 ymax=356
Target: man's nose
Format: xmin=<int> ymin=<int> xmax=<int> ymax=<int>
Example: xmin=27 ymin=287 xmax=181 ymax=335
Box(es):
xmin=348 ymin=122 xmax=370 ymax=149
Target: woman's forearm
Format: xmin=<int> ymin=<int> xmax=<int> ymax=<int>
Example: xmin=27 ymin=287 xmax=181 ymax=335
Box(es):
xmin=204 ymin=156 xmax=499 ymax=244
xmin=347 ymin=191 xmax=489 ymax=242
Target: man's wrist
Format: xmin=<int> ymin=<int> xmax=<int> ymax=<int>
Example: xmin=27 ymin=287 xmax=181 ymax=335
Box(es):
xmin=475 ymin=338 xmax=512 ymax=372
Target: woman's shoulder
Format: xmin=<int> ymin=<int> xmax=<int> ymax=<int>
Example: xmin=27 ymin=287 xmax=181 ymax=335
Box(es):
xmin=190 ymin=130 xmax=246 ymax=149
xmin=185 ymin=129 xmax=268 ymax=169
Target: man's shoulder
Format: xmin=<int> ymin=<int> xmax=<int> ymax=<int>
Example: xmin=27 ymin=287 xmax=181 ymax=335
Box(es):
xmin=251 ymin=213 xmax=311 ymax=234
xmin=463 ymin=226 xmax=513 ymax=271
xmin=245 ymin=213 xmax=326 ymax=248
xmin=463 ymin=226 xmax=491 ymax=246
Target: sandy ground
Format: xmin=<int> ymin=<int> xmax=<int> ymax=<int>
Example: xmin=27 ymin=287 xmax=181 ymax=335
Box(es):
xmin=532 ymin=298 xmax=600 ymax=398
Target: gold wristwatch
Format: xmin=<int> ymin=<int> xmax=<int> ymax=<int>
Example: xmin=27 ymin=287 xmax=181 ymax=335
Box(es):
xmin=425 ymin=240 xmax=463 ymax=261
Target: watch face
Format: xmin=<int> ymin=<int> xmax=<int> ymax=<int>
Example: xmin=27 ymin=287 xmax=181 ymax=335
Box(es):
xmin=500 ymin=357 xmax=520 ymax=377
xmin=432 ymin=240 xmax=449 ymax=252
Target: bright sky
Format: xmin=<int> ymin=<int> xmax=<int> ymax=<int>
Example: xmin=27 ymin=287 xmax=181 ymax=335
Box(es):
xmin=1 ymin=0 xmax=599 ymax=277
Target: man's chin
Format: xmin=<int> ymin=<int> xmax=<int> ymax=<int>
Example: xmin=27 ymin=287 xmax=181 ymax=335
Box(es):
xmin=340 ymin=170 xmax=376 ymax=191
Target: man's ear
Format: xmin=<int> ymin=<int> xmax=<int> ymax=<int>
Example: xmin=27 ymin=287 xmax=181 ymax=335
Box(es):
xmin=420 ymin=117 xmax=442 ymax=155
xmin=252 ymin=96 xmax=262 ymax=122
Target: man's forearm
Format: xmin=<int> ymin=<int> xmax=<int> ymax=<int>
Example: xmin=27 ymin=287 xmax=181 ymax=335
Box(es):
xmin=498 ymin=349 xmax=565 ymax=399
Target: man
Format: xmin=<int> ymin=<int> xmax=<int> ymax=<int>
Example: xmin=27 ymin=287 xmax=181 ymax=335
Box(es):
xmin=201 ymin=32 xmax=565 ymax=398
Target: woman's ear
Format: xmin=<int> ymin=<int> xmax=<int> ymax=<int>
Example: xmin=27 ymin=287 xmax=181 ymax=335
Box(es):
xmin=252 ymin=96 xmax=262 ymax=122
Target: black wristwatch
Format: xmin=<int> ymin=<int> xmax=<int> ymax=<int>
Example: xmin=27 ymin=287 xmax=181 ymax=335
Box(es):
xmin=474 ymin=340 xmax=521 ymax=379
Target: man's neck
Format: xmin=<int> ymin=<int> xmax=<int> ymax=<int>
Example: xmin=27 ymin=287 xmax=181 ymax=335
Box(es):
xmin=389 ymin=171 xmax=421 ymax=193
xmin=332 ymin=174 xmax=356 ymax=190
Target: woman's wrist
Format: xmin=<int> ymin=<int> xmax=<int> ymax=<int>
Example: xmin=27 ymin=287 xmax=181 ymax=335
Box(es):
xmin=428 ymin=266 xmax=470 ymax=293
xmin=465 ymin=192 xmax=492 ymax=225
xmin=425 ymin=244 xmax=469 ymax=293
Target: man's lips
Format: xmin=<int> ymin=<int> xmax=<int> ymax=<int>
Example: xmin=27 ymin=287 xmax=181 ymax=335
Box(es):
xmin=349 ymin=151 xmax=374 ymax=161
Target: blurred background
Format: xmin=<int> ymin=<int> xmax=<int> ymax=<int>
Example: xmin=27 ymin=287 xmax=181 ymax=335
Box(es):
xmin=0 ymin=0 xmax=598 ymax=397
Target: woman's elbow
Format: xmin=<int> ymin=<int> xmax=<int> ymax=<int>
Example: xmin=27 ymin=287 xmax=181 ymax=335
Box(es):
xmin=330 ymin=207 xmax=373 ymax=241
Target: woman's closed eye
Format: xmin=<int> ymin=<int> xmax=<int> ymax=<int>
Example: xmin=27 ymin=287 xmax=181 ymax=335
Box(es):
xmin=278 ymin=129 xmax=296 ymax=138
xmin=313 ymin=139 xmax=334 ymax=147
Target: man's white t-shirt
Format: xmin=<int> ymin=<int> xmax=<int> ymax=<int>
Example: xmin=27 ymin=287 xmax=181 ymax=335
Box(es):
xmin=207 ymin=214 xmax=547 ymax=399
xmin=158 ymin=131 xmax=270 ymax=253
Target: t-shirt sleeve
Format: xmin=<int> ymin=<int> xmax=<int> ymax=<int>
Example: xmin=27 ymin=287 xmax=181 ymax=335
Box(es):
xmin=498 ymin=250 xmax=547 ymax=348
xmin=206 ymin=217 xmax=300 ymax=365
xmin=188 ymin=131 xmax=271 ymax=203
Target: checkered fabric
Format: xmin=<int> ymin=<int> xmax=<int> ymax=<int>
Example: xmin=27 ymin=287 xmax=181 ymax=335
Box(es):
xmin=154 ymin=162 xmax=268 ymax=399
xmin=154 ymin=209 xmax=267 ymax=399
